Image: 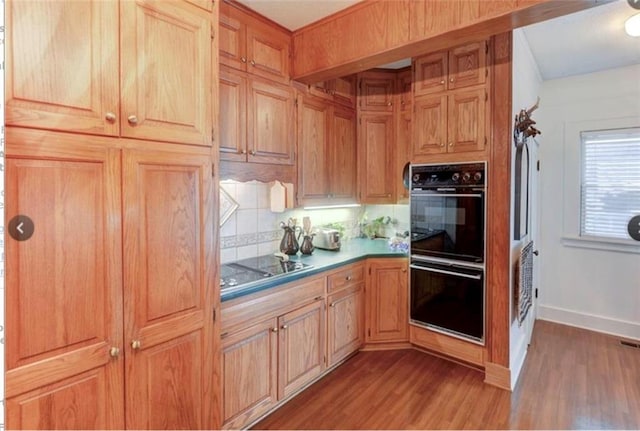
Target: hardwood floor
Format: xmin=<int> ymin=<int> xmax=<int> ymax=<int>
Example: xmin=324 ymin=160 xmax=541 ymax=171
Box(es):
xmin=254 ymin=321 xmax=640 ymax=430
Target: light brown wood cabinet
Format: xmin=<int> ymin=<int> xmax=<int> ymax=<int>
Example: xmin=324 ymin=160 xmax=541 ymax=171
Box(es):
xmin=413 ymin=88 xmax=487 ymax=157
xmin=396 ymin=69 xmax=412 ymax=203
xmin=6 ymin=0 xmax=212 ymax=146
xmin=297 ymin=94 xmax=357 ymax=206
xmin=221 ymin=297 xmax=326 ymax=429
xmin=358 ymin=72 xmax=396 ymax=112
xmin=366 ymin=259 xmax=409 ymax=344
xmin=5 ymin=129 xmax=217 ymax=430
xmin=327 ymin=272 xmax=364 ymax=367
xmin=308 ymin=76 xmax=357 ymax=108
xmin=414 ymin=40 xmax=487 ymax=96
xmin=219 ymin=0 xmax=291 ymax=83
xmin=219 ymin=66 xmax=295 ymax=165
xmin=358 ymin=113 xmax=395 ymax=204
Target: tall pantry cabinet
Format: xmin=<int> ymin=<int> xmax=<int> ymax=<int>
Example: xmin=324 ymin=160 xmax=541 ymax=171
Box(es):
xmin=5 ymin=1 xmax=221 ymax=429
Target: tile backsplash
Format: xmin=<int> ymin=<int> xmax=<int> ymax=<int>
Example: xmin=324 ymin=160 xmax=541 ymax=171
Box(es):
xmin=219 ymin=180 xmax=409 ymax=264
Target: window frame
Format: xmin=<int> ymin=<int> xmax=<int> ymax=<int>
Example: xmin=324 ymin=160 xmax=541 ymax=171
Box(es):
xmin=561 ymin=117 xmax=640 ymax=254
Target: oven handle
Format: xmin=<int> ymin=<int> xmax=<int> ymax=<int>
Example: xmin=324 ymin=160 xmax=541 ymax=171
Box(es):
xmin=410 ymin=264 xmax=482 ymax=280
xmin=410 ymin=192 xmax=483 ymax=198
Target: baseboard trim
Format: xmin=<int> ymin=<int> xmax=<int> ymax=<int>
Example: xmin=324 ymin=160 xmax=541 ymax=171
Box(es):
xmin=360 ymin=341 xmax=412 ymax=351
xmin=538 ymin=305 xmax=640 ymax=341
xmin=484 ymin=362 xmax=511 ymax=391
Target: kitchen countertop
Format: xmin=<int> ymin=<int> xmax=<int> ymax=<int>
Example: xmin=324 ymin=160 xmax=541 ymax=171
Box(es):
xmin=221 ymin=238 xmax=408 ymax=302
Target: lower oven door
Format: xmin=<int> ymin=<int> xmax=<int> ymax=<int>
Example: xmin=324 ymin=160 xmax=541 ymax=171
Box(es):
xmin=410 ymin=260 xmax=484 ymax=343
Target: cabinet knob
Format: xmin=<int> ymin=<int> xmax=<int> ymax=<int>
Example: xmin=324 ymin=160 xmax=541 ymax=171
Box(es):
xmin=345 ymin=275 xmax=352 ymax=281
xmin=402 ymin=268 xmax=407 ymax=273
xmin=109 ymin=346 xmax=120 ymax=358
xmin=448 ymin=142 xmax=453 ymax=147
xmin=249 ymin=150 xmax=256 ymax=155
xmin=105 ymin=112 xmax=116 ymax=123
xmin=241 ymin=56 xmax=247 ymax=63
xmin=439 ymin=143 xmax=445 ymax=147
xmin=450 ymin=78 xmax=454 ymax=83
xmin=387 ymin=193 xmax=392 ymax=197
xmin=281 ymin=324 xmax=288 ymax=330
xmin=131 ymin=340 xmax=141 ymax=350
xmin=440 ymin=80 xmax=445 ymax=85
xmin=240 ymin=149 xmax=247 ymax=154
xmin=329 ymin=302 xmax=336 ymax=308
xmin=271 ymin=327 xmax=279 ymax=333
xmin=250 ymin=60 xmax=256 ymax=66
xmin=127 ymin=115 xmax=138 ymax=125
xmin=387 ymin=102 xmax=392 ymax=106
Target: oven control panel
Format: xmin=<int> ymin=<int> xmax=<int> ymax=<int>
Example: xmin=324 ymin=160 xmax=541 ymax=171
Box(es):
xmin=411 ymin=162 xmax=485 ymax=189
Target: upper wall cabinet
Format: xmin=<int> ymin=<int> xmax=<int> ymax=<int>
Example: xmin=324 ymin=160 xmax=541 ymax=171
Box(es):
xmin=6 ymin=0 xmax=212 ymax=146
xmin=414 ymin=40 xmax=487 ymax=96
xmin=358 ymin=72 xmax=395 ymax=112
xmin=219 ymin=1 xmax=291 ymax=83
xmin=219 ymin=66 xmax=295 ymax=165
xmin=308 ymin=76 xmax=357 ymax=108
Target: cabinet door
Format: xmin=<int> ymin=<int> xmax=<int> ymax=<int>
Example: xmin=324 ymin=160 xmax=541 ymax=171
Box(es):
xmin=5 ymin=1 xmax=119 ymax=136
xmin=396 ymin=109 xmax=412 ymax=203
xmin=123 ymin=148 xmax=215 ymax=429
xmin=397 ymin=69 xmax=413 ymax=112
xmin=331 ymin=107 xmax=357 ymax=202
xmin=5 ymin=130 xmax=123 ymax=429
xmin=327 ymin=284 xmax=364 ymax=367
xmin=278 ymin=300 xmax=326 ymax=399
xmin=359 ymin=73 xmax=395 ymax=112
xmin=448 ymin=40 xmax=487 ymax=90
xmin=220 ymin=67 xmax=247 ymax=162
xmin=367 ymin=260 xmax=409 ymax=343
xmin=219 ymin=3 xmax=247 ymax=71
xmin=120 ymin=0 xmax=212 ymax=146
xmin=297 ymin=96 xmax=330 ymax=204
xmin=247 ymin=78 xmax=295 ymax=165
xmin=221 ymin=319 xmax=278 ymax=430
xmin=447 ymin=88 xmax=487 ymax=153
xmin=246 ymin=20 xmax=291 ymax=83
xmin=413 ymin=51 xmax=447 ymax=96
xmin=333 ymin=76 xmax=357 ymax=108
xmin=358 ymin=114 xmax=395 ymax=203
xmin=412 ymin=95 xmax=448 ymax=157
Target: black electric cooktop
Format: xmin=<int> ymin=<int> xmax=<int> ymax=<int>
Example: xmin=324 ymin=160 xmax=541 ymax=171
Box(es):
xmin=220 ymin=255 xmax=313 ymax=291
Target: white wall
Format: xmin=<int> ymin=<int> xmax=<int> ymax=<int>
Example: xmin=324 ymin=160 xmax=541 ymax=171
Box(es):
xmin=536 ymin=63 xmax=640 ymax=340
xmin=509 ymin=29 xmax=543 ymax=388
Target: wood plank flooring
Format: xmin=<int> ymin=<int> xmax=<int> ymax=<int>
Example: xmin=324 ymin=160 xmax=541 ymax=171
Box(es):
xmin=254 ymin=320 xmax=640 ymax=429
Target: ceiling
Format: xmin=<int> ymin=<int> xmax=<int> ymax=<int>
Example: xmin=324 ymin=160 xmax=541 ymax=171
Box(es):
xmin=237 ymin=0 xmax=640 ymax=80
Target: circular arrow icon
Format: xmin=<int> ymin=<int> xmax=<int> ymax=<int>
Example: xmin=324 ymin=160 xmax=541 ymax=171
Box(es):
xmin=8 ymin=215 xmax=35 ymax=241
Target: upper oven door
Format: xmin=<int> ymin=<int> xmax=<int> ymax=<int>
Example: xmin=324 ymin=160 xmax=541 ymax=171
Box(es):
xmin=410 ymin=189 xmax=485 ymax=263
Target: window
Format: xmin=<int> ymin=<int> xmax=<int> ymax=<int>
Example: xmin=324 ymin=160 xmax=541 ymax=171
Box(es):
xmin=580 ymin=128 xmax=640 ymax=240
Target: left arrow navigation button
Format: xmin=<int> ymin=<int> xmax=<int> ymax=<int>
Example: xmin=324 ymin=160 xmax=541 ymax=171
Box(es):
xmin=8 ymin=215 xmax=35 ymax=241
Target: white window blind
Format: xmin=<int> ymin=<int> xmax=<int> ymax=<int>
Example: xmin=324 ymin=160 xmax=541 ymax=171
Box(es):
xmin=580 ymin=128 xmax=640 ymax=240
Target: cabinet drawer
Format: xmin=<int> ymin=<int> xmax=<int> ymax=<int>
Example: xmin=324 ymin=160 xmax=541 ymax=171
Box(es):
xmin=327 ymin=263 xmax=365 ymax=293
xmin=222 ymin=276 xmax=326 ymax=333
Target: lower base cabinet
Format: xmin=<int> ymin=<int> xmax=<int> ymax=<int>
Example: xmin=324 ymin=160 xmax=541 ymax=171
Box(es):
xmin=221 ymin=299 xmax=325 ymax=429
xmin=366 ymin=259 xmax=409 ymax=344
xmin=327 ymin=284 xmax=364 ymax=367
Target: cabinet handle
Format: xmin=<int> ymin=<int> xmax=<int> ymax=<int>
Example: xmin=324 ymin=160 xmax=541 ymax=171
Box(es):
xmin=281 ymin=324 xmax=288 ymax=330
xmin=241 ymin=56 xmax=247 ymax=63
xmin=105 ymin=112 xmax=116 ymax=123
xmin=250 ymin=60 xmax=256 ymax=66
xmin=109 ymin=347 xmax=120 ymax=358
xmin=271 ymin=327 xmax=279 ymax=333
xmin=131 ymin=340 xmax=141 ymax=350
xmin=127 ymin=115 xmax=138 ymax=125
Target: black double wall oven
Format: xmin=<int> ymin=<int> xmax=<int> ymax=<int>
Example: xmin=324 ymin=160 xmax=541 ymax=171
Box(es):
xmin=409 ymin=162 xmax=486 ymax=344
